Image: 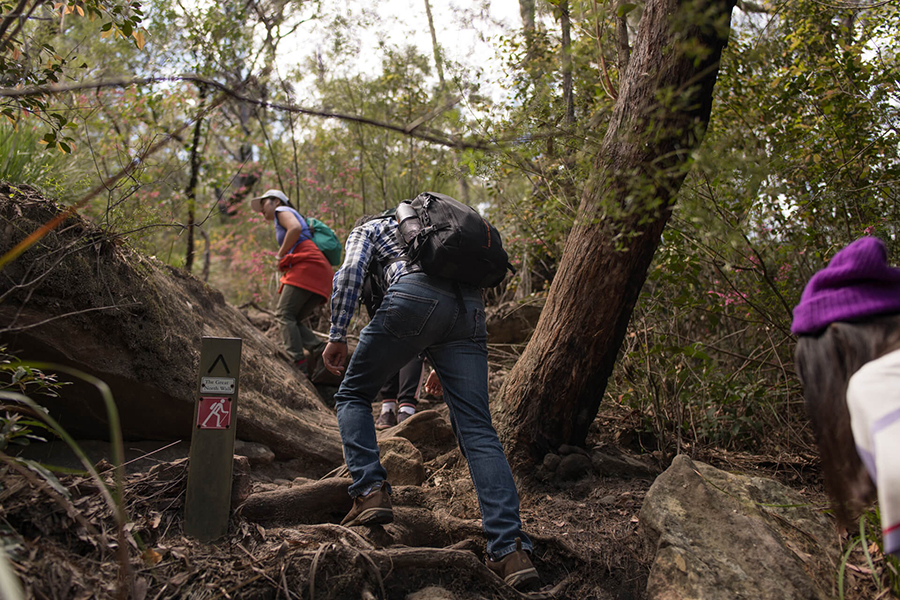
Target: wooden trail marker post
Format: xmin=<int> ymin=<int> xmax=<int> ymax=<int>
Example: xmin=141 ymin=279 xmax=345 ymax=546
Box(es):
xmin=184 ymin=337 xmax=242 ymax=541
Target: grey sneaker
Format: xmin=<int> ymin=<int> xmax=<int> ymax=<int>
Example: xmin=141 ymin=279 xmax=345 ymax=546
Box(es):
xmin=397 ymin=410 xmax=414 ymax=424
xmin=375 ymin=410 xmax=398 ymax=430
xmin=485 ymin=538 xmax=540 ymax=591
xmin=340 ymin=483 xmax=393 ymax=527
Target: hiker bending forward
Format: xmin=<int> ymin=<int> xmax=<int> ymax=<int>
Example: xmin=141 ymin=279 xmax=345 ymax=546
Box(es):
xmin=251 ymin=189 xmax=331 ymax=368
xmin=321 ymin=214 xmax=540 ymax=591
xmin=793 ymin=236 xmax=900 ymax=557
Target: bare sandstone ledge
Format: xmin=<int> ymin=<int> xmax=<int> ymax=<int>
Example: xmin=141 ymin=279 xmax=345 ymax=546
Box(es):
xmin=640 ymin=455 xmax=841 ymax=600
xmin=0 ymin=186 xmax=343 ymax=475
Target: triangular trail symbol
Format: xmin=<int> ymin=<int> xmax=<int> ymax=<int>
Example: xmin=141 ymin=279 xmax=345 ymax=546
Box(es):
xmin=207 ymin=354 xmax=230 ymax=374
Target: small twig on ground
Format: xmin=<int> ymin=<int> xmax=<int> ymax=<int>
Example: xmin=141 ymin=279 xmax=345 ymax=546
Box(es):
xmin=353 ymin=547 xmax=386 ymax=600
xmin=279 ymin=557 xmax=295 ymax=600
xmin=99 ymin=440 xmax=185 ymax=474
xmin=213 ymin=573 xmax=264 ymax=599
xmin=238 ymin=301 xmax=277 ymax=317
xmin=308 ymin=542 xmax=329 ymax=600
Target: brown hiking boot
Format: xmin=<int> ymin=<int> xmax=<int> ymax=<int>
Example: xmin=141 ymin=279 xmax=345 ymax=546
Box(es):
xmin=374 ymin=410 xmax=397 ymax=430
xmin=340 ymin=483 xmax=393 ymax=527
xmin=485 ymin=538 xmax=540 ymax=591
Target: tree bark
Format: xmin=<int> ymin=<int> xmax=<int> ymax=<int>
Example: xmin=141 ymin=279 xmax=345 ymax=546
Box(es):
xmin=496 ymin=0 xmax=736 ymax=469
xmin=616 ymin=0 xmax=632 ymax=74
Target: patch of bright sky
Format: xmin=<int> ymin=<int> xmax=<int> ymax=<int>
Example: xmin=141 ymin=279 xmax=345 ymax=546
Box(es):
xmin=275 ymin=0 xmax=522 ymax=105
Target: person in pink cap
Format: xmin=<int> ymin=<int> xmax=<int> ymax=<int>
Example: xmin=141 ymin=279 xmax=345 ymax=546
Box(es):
xmin=793 ymin=236 xmax=900 ymax=557
xmin=251 ymin=189 xmax=332 ymax=369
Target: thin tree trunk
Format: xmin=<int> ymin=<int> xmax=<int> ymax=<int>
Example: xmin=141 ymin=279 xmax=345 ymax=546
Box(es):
xmin=199 ymin=226 xmax=211 ymax=282
xmin=283 ymin=84 xmax=303 ymax=210
xmin=496 ymin=0 xmax=736 ymax=469
xmin=423 ymin=0 xmax=445 ymax=89
xmin=423 ymin=0 xmax=470 ymax=203
xmin=516 ymin=246 xmax=532 ymax=300
xmin=519 ymin=0 xmax=536 ymax=60
xmin=359 ymin=147 xmax=367 ymax=215
xmin=184 ymin=89 xmax=206 ymax=273
xmin=560 ymin=0 xmax=574 ymax=125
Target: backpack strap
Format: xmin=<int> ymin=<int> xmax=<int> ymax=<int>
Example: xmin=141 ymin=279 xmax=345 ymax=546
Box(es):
xmin=296 ymin=213 xmax=313 ymax=242
xmin=372 ymin=255 xmax=407 ymax=290
xmin=275 ymin=206 xmax=311 ymax=254
xmin=361 ymin=255 xmax=407 ymax=317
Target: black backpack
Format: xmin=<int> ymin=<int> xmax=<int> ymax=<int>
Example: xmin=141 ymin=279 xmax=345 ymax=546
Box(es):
xmin=395 ymin=191 xmax=513 ymax=288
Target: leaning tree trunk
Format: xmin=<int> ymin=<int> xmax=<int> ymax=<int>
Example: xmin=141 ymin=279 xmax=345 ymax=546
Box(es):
xmin=496 ymin=0 xmax=736 ymax=469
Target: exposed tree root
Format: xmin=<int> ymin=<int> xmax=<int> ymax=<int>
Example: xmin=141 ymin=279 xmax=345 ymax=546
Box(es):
xmin=301 ymin=543 xmax=568 ymax=600
xmin=238 ymin=477 xmax=354 ymax=523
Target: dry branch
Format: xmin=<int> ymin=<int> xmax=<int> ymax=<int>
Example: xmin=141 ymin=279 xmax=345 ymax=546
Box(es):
xmin=0 ymin=75 xmax=488 ymax=151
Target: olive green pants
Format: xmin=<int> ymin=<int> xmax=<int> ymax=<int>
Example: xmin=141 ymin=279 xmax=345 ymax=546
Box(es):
xmin=276 ymin=284 xmax=325 ymax=362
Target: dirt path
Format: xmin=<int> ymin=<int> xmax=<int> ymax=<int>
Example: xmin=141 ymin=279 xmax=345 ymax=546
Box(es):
xmin=4 ymin=395 xmax=837 ymax=600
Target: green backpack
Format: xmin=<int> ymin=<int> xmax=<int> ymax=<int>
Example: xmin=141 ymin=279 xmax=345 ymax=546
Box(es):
xmin=306 ymin=217 xmax=342 ymax=266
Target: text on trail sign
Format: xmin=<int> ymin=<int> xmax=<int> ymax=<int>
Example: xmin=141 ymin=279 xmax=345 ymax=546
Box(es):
xmin=200 ymin=377 xmax=236 ymax=395
xmin=197 ymin=397 xmax=232 ymax=429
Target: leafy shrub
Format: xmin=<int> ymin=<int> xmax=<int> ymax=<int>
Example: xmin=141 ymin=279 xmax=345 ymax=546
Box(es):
xmin=0 ymin=125 xmax=67 ymax=190
xmin=0 ymin=346 xmax=65 ymax=452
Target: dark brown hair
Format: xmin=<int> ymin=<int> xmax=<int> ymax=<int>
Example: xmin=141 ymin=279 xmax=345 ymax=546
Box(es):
xmin=795 ymin=314 xmax=900 ymax=524
xmin=353 ymin=214 xmax=382 ymax=228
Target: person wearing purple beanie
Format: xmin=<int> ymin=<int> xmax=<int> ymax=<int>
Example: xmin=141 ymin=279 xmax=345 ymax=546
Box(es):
xmin=793 ymin=236 xmax=900 ymax=557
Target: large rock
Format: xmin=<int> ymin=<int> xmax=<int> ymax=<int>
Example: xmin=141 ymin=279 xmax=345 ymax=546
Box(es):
xmin=380 ymin=436 xmax=427 ymax=486
xmin=639 ymin=454 xmax=839 ymax=600
xmin=386 ymin=409 xmax=457 ymax=461
xmin=0 ymin=187 xmax=342 ymax=475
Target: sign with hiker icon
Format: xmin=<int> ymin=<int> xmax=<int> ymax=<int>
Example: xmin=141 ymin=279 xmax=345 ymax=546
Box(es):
xmin=196 ymin=397 xmax=232 ymax=429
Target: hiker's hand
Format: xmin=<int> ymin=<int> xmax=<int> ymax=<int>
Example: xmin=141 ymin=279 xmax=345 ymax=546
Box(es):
xmin=322 ymin=341 xmax=347 ymax=376
xmin=424 ymin=370 xmax=442 ymax=397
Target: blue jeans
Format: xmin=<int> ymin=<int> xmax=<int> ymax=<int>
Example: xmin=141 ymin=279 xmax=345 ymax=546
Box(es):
xmin=334 ymin=273 xmax=532 ymax=559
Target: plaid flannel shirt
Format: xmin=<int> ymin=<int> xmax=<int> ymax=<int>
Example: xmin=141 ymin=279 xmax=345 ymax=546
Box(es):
xmin=329 ymin=217 xmax=421 ymax=342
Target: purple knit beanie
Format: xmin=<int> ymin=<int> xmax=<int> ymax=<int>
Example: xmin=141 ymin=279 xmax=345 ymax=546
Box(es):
xmin=792 ymin=237 xmax=900 ymax=335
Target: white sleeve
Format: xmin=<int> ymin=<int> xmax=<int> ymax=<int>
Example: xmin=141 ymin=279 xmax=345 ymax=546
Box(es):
xmin=846 ymin=349 xmax=900 ymax=556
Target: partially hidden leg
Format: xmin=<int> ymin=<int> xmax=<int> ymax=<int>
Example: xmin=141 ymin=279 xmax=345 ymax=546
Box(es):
xmin=275 ymin=284 xmax=311 ymax=362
